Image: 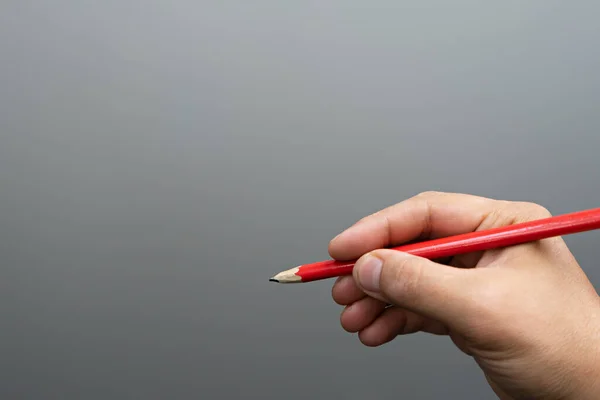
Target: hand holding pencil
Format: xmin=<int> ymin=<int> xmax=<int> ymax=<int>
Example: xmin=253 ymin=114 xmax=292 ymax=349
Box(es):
xmin=281 ymin=192 xmax=600 ymax=400
xmin=270 ymin=203 xmax=600 ymax=283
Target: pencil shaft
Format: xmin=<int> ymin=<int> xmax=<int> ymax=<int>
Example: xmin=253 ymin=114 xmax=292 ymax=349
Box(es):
xmin=294 ymin=207 xmax=600 ymax=283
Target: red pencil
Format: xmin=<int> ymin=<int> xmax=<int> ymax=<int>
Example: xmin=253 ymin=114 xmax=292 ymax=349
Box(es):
xmin=269 ymin=207 xmax=600 ymax=283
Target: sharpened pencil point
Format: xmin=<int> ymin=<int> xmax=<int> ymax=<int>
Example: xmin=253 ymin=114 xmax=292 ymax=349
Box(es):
xmin=269 ymin=267 xmax=302 ymax=283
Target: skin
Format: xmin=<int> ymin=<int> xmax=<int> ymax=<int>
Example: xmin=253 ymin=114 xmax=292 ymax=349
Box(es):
xmin=328 ymin=191 xmax=600 ymax=400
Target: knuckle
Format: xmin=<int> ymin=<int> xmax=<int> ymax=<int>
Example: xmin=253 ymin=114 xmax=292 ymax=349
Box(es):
xmin=495 ymin=199 xmax=513 ymax=208
xmin=415 ymin=190 xmax=443 ymax=199
xmin=528 ymin=202 xmax=552 ymax=217
xmin=514 ymin=201 xmax=552 ymax=219
xmin=485 ymin=200 xmax=552 ymax=227
xmin=478 ymin=207 xmax=510 ymax=230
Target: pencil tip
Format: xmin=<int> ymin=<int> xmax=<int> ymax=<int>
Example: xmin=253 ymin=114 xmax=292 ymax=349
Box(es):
xmin=269 ymin=278 xmax=279 ymax=283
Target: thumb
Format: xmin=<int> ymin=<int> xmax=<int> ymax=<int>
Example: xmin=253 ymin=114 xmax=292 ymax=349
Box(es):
xmin=352 ymin=249 xmax=479 ymax=326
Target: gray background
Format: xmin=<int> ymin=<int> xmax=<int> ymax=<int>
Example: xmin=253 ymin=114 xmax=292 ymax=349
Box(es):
xmin=1 ymin=1 xmax=599 ymax=399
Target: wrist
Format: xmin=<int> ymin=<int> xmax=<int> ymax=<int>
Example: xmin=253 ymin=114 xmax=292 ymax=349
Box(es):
xmin=564 ymin=328 xmax=600 ymax=399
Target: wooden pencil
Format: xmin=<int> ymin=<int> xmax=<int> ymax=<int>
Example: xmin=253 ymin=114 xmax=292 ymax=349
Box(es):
xmin=270 ymin=207 xmax=600 ymax=283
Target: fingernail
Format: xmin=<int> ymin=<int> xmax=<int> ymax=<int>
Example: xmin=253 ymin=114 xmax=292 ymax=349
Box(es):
xmin=355 ymin=253 xmax=382 ymax=292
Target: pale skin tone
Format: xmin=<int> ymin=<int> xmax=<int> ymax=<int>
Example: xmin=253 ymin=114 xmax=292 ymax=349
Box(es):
xmin=328 ymin=192 xmax=600 ymax=400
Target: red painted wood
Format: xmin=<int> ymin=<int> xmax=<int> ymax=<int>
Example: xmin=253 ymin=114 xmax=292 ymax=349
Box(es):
xmin=295 ymin=207 xmax=600 ymax=282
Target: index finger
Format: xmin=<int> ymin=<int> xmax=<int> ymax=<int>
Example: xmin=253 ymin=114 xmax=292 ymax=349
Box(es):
xmin=328 ymin=192 xmax=499 ymax=260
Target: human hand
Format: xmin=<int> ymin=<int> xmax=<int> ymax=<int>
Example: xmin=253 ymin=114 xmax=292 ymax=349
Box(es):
xmin=329 ymin=192 xmax=600 ymax=399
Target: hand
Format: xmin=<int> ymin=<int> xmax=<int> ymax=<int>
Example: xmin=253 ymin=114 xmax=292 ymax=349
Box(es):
xmin=329 ymin=191 xmax=600 ymax=400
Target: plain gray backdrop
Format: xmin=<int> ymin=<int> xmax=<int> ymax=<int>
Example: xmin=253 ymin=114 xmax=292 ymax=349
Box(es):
xmin=2 ymin=1 xmax=600 ymax=399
